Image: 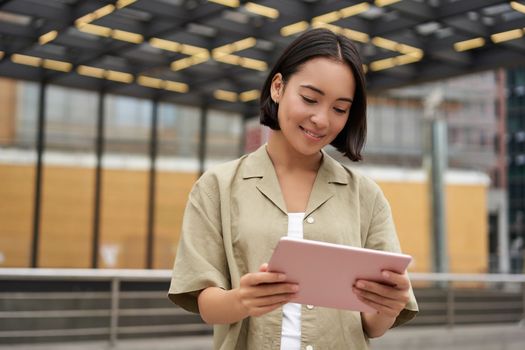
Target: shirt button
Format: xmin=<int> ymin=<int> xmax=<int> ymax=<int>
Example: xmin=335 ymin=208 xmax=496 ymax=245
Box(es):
xmin=306 ymin=216 xmax=314 ymax=224
xmin=306 ymin=304 xmax=314 ymax=310
xmin=306 ymin=345 xmax=314 ymax=350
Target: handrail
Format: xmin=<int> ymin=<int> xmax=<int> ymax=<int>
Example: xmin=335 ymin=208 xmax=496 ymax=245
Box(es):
xmin=0 ymin=268 xmax=524 ymax=344
xmin=1 ymin=268 xmax=524 ymax=282
xmin=410 ymin=273 xmax=525 ymax=283
xmin=0 ymin=268 xmax=171 ymax=280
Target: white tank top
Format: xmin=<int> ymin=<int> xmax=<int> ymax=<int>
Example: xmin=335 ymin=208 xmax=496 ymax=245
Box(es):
xmin=280 ymin=212 xmax=304 ymax=350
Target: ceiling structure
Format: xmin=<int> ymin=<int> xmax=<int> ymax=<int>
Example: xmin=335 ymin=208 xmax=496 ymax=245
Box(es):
xmin=0 ymin=0 xmax=524 ymax=115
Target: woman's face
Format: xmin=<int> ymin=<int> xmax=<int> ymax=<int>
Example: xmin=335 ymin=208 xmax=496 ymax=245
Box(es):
xmin=270 ymin=57 xmax=356 ymax=157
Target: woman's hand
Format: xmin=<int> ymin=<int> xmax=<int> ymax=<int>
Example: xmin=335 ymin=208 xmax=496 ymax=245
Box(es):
xmin=236 ymin=263 xmax=299 ymax=317
xmin=353 ymin=270 xmax=411 ymax=338
xmin=353 ymin=270 xmax=410 ymax=318
xmin=197 ymin=263 xmax=298 ymax=324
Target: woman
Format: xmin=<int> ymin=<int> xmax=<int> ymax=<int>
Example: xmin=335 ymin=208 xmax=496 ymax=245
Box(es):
xmin=169 ymin=28 xmax=418 ymax=350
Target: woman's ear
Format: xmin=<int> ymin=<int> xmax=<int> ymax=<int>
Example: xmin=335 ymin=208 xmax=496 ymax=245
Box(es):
xmin=270 ymin=73 xmax=284 ymax=103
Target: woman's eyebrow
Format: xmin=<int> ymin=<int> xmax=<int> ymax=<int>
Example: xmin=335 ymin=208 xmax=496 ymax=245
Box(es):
xmin=300 ymin=84 xmax=353 ymax=102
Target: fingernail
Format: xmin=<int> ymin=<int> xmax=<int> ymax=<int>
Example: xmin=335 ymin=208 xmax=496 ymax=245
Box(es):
xmin=356 ymin=281 xmax=365 ymax=288
xmin=278 ymin=274 xmax=286 ymax=280
xmin=292 ymin=285 xmax=299 ymax=292
xmin=383 ymin=271 xmax=390 ymax=278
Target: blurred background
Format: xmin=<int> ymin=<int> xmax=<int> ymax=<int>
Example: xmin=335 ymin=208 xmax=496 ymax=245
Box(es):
xmin=0 ymin=0 xmax=524 ymax=349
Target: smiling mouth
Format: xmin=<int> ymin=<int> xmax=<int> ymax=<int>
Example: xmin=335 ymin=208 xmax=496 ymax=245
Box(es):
xmin=300 ymin=126 xmax=324 ymax=139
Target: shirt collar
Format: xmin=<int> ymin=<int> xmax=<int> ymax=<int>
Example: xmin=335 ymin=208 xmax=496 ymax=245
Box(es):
xmin=242 ymin=144 xmax=349 ymax=185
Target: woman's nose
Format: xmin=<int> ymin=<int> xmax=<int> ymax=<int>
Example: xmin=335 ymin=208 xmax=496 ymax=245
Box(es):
xmin=310 ymin=110 xmax=329 ymax=129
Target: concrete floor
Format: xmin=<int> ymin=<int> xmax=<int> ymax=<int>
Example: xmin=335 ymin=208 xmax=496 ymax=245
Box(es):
xmin=2 ymin=323 xmax=524 ymax=350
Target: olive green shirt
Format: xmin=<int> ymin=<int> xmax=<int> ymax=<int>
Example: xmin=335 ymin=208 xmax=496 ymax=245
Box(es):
xmin=169 ymin=145 xmax=418 ymax=350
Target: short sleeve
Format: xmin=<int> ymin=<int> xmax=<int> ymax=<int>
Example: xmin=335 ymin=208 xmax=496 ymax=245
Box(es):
xmin=168 ymin=175 xmax=230 ymax=314
xmin=364 ymin=187 xmax=419 ymax=327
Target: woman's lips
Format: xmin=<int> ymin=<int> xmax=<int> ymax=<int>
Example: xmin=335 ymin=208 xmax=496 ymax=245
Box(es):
xmin=300 ymin=126 xmax=324 ymax=140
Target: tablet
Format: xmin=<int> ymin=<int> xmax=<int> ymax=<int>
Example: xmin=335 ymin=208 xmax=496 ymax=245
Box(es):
xmin=267 ymin=237 xmax=412 ymax=313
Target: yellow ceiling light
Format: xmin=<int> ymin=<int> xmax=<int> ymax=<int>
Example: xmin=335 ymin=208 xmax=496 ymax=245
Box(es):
xmin=362 ymin=64 xmax=368 ymax=74
xmin=396 ymin=43 xmax=421 ymax=55
xmin=395 ymin=51 xmax=423 ymax=65
xmin=214 ymin=89 xmax=238 ymax=102
xmin=213 ymin=53 xmax=242 ymax=65
xmin=339 ymin=2 xmax=370 ymax=18
xmin=208 ymin=0 xmax=239 ymax=8
xmin=105 ymin=70 xmax=133 ymax=83
xmin=312 ymin=22 xmax=369 ymax=43
xmin=191 ymin=51 xmax=210 ymax=64
xmin=180 ymin=44 xmax=208 ymax=56
xmin=116 ymin=0 xmax=137 ymax=9
xmin=75 ymin=13 xmax=96 ymax=28
xmin=42 ymin=59 xmax=72 ymax=72
xmin=375 ymin=0 xmax=402 ymax=7
xmin=137 ymin=75 xmax=164 ymax=89
xmin=311 ymin=2 xmax=369 ymax=27
xmin=213 ymin=43 xmax=234 ymax=56
xmin=232 ymin=37 xmax=257 ymax=51
xmin=510 ymin=1 xmax=525 ymax=14
xmin=213 ymin=37 xmax=256 ymax=57
xmin=245 ymin=2 xmax=279 ymax=19
xmin=77 ymin=65 xmax=105 ymax=78
xmin=112 ymin=29 xmax=143 ymax=43
xmin=280 ymin=21 xmax=309 ymax=37
xmin=454 ymin=37 xmax=485 ymax=52
xmin=371 ymin=36 xmax=399 ymax=51
xmin=11 ymin=54 xmax=42 ymax=67
xmin=239 ymin=89 xmax=260 ymax=102
xmin=239 ymin=56 xmax=267 ymax=71
xmin=0 ymin=51 xmax=4 ymax=60
xmin=491 ymin=29 xmax=523 ymax=43
xmin=170 ymin=50 xmax=210 ymax=71
xmin=370 ymin=57 xmax=397 ymax=71
xmin=149 ymin=37 xmax=181 ymax=52
xmin=39 ymin=30 xmax=58 ymax=45
xmin=75 ymin=4 xmax=114 ymax=28
xmin=312 ymin=11 xmax=341 ymax=25
xmin=171 ymin=57 xmax=194 ymax=71
xmin=164 ymin=81 xmax=189 ymax=93
xmin=93 ymin=4 xmax=115 ymax=19
xmin=342 ymin=28 xmax=369 ymax=43
xmin=311 ymin=21 xmax=341 ymax=32
xmin=77 ymin=23 xmax=112 ymax=37
xmin=11 ymin=54 xmax=73 ymax=72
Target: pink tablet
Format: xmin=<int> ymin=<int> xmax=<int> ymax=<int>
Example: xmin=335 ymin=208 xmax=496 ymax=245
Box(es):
xmin=267 ymin=237 xmax=412 ymax=313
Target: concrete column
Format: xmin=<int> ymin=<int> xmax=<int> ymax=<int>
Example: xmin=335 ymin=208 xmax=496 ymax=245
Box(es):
xmin=423 ymin=88 xmax=449 ymax=273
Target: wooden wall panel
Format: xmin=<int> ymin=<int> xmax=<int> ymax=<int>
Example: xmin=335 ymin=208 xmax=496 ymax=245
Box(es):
xmin=0 ymin=163 xmax=489 ymax=273
xmin=380 ymin=181 xmax=488 ymax=273
xmin=0 ymin=78 xmax=17 ymax=145
xmin=39 ymin=166 xmax=94 ymax=267
xmin=447 ymin=185 xmax=488 ymax=273
xmin=0 ymin=165 xmax=34 ymax=267
xmin=154 ymin=172 xmax=196 ymax=269
xmin=380 ymin=182 xmax=431 ymax=273
xmin=99 ymin=169 xmax=148 ymax=268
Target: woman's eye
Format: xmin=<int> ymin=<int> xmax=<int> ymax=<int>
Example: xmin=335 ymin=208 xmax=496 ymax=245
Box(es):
xmin=301 ymin=96 xmax=316 ymax=104
xmin=334 ymin=108 xmax=348 ymax=114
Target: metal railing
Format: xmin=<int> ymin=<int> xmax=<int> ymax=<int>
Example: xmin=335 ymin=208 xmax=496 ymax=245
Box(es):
xmin=410 ymin=272 xmax=525 ymax=327
xmin=0 ymin=269 xmax=524 ymax=346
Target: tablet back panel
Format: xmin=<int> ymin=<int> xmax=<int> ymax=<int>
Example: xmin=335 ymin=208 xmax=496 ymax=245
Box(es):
xmin=268 ymin=237 xmax=412 ymax=312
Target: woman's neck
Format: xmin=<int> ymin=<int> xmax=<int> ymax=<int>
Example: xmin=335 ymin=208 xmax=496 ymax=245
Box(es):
xmin=266 ymin=131 xmax=323 ymax=172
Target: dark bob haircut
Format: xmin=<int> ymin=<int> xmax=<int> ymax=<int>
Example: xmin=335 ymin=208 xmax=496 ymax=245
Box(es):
xmin=259 ymin=28 xmax=367 ymax=162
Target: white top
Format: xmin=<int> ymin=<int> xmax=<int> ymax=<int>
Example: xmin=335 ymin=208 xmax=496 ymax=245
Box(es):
xmin=280 ymin=212 xmax=305 ymax=350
